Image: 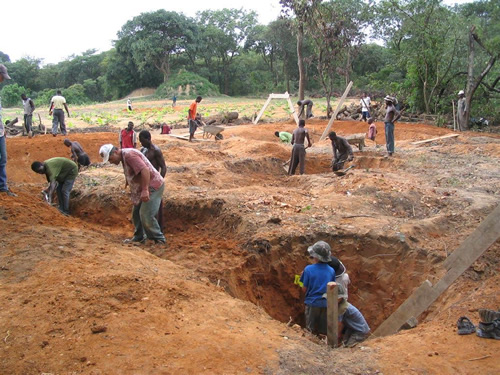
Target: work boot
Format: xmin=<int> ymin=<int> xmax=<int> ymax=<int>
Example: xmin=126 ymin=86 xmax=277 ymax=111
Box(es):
xmin=1 ymin=189 xmax=17 ymax=197
xmin=123 ymin=236 xmax=146 ymax=244
xmin=479 ymin=309 xmax=500 ymax=323
xmin=476 ymin=320 xmax=500 ymax=340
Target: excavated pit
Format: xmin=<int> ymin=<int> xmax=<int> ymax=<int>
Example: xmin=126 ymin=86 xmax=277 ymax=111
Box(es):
xmin=72 ymin=195 xmax=436 ymax=332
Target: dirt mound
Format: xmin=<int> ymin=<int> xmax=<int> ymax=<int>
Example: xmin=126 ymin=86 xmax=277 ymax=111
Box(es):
xmin=126 ymin=88 xmax=156 ymax=98
xmin=1 ymin=119 xmax=500 ymax=374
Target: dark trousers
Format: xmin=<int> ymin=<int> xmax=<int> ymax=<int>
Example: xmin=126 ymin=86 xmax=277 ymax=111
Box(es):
xmin=52 ymin=109 xmax=66 ymax=135
xmin=384 ymin=121 xmax=395 ymax=154
xmin=0 ymin=136 xmax=7 ymax=191
xmin=305 ymin=305 xmax=327 ymax=335
xmin=56 ymin=179 xmax=75 ymax=215
xmin=24 ymin=114 xmax=33 ymax=133
xmin=288 ymin=144 xmax=306 ymax=175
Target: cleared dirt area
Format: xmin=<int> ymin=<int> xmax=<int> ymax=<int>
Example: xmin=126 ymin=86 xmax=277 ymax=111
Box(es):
xmin=1 ymin=115 xmax=499 ymax=374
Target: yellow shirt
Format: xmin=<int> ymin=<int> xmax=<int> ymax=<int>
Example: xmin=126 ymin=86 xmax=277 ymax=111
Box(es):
xmin=51 ymin=95 xmax=66 ymax=110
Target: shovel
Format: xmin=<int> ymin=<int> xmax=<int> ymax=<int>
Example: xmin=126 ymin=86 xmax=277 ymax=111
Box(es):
xmin=334 ymin=165 xmax=355 ymax=176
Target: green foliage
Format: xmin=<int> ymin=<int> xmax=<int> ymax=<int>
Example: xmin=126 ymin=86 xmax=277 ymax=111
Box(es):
xmin=156 ymin=71 xmax=220 ymax=98
xmin=64 ymin=84 xmax=90 ymax=105
xmin=0 ymin=83 xmax=28 ymax=107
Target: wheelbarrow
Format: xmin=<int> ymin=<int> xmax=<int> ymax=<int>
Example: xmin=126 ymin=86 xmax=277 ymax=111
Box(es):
xmin=334 ymin=165 xmax=355 ymax=176
xmin=202 ymin=125 xmax=224 ymax=140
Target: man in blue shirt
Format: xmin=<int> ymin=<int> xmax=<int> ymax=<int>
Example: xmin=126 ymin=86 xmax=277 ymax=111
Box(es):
xmin=300 ymin=241 xmax=336 ymax=335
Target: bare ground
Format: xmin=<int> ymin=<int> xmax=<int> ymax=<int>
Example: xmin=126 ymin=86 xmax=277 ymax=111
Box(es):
xmin=1 ymin=118 xmax=499 ymax=374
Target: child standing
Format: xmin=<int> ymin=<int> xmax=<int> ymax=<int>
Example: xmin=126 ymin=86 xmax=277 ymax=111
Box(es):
xmin=300 ymin=241 xmax=336 ymax=335
xmin=367 ymin=118 xmax=377 ymax=145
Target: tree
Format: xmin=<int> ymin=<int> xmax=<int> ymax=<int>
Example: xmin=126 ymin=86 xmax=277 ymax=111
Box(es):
xmin=459 ymin=0 xmax=500 ymax=128
xmin=0 ymin=83 xmax=28 ymax=108
xmin=6 ymin=57 xmax=42 ymax=92
xmin=307 ymin=0 xmax=367 ymax=116
xmin=196 ymin=9 xmax=258 ymax=95
xmin=374 ymin=0 xmax=463 ymax=113
xmin=116 ymin=10 xmax=195 ymax=83
xmin=280 ymin=0 xmax=318 ymax=100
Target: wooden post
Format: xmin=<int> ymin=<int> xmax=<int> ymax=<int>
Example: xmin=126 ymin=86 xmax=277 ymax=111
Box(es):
xmin=326 ymin=282 xmax=339 ymax=348
xmin=287 ymin=97 xmax=300 ymax=126
xmin=452 ymin=100 xmax=456 ymax=131
xmin=320 ymin=81 xmax=353 ymax=141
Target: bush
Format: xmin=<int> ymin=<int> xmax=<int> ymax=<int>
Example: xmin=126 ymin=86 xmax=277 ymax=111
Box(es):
xmin=0 ymin=83 xmax=29 ymax=108
xmin=156 ymin=71 xmax=220 ymax=99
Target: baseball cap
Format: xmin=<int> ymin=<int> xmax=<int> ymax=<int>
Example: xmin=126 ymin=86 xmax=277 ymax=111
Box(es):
xmin=99 ymin=144 xmax=114 ymax=163
xmin=458 ymin=90 xmax=464 ymax=95
xmin=384 ymin=95 xmax=395 ymax=103
xmin=307 ymin=240 xmax=332 ymax=263
xmin=0 ymin=64 xmax=11 ymax=80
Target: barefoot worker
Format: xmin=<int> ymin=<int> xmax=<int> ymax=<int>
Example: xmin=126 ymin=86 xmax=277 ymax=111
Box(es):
xmin=31 ymin=157 xmax=78 ymax=216
xmin=139 ymin=130 xmax=167 ymax=231
xmin=288 ymin=119 xmax=312 ymax=176
xmin=99 ymin=144 xmax=166 ymax=244
xmin=63 ymin=139 xmax=91 ymax=169
xmin=297 ymin=99 xmax=314 ymax=119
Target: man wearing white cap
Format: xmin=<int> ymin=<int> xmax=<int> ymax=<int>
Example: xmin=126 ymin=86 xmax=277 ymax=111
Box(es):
xmin=99 ymin=144 xmax=166 ymax=244
xmin=383 ymin=95 xmax=401 ymax=157
xmin=300 ymin=240 xmax=336 ymax=335
xmin=457 ymin=90 xmax=467 ymax=131
xmin=0 ymin=64 xmax=17 ymax=196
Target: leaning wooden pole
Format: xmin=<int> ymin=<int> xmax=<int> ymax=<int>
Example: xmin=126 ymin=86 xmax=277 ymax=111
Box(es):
xmin=326 ymin=282 xmax=339 ymax=348
xmin=452 ymin=100 xmax=456 ymax=131
xmin=320 ymin=81 xmax=353 ymax=141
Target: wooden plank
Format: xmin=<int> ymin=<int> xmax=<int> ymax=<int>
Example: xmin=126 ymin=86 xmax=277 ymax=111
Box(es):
xmin=373 ymin=203 xmax=500 ymax=337
xmin=269 ymin=93 xmax=291 ymax=99
xmin=326 ymin=282 xmax=339 ymax=348
xmin=166 ymin=133 xmax=210 ymax=142
xmin=443 ymin=203 xmax=500 ymax=269
xmin=253 ymin=96 xmax=272 ymax=124
xmin=319 ymin=81 xmax=353 ymax=141
xmin=287 ymin=97 xmax=300 ymax=126
xmin=410 ymin=134 xmax=459 ymax=145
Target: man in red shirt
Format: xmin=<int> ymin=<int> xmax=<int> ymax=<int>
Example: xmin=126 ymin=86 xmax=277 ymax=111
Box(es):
xmin=99 ymin=143 xmax=166 ymax=244
xmin=119 ymin=121 xmax=136 ymax=149
xmin=188 ymin=96 xmax=202 ymax=142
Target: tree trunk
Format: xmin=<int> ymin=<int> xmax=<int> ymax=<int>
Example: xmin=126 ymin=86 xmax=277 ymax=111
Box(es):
xmin=463 ymin=29 xmax=475 ymax=130
xmin=297 ymin=24 xmax=305 ymax=100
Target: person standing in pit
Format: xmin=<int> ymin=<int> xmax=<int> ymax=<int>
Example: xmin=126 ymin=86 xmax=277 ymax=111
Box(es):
xmin=119 ymin=121 xmax=137 ymax=149
xmin=139 ymin=130 xmax=167 ymax=231
xmin=288 ymin=120 xmax=312 ymax=176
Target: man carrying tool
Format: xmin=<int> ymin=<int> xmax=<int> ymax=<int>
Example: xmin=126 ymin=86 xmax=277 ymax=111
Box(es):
xmin=300 ymin=240 xmax=336 ymax=335
xmin=31 ymin=157 xmax=78 ymax=216
xmin=288 ymin=120 xmax=312 ymax=176
xmin=63 ymin=139 xmax=91 ymax=169
xmin=119 ymin=121 xmax=137 ymax=149
xmin=139 ymin=130 xmax=167 ymax=231
xmin=49 ymin=90 xmax=70 ymax=136
xmin=297 ymin=99 xmax=314 ymax=119
xmin=99 ymin=143 xmax=166 ymax=244
xmin=21 ymin=93 xmax=35 ymax=138
xmin=359 ymin=93 xmax=371 ymax=122
xmin=329 ymin=131 xmax=354 ymax=172
xmin=188 ymin=96 xmax=202 ymax=142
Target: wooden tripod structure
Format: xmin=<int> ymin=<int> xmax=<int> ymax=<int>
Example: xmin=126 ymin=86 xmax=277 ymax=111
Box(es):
xmin=253 ymin=92 xmax=299 ymax=126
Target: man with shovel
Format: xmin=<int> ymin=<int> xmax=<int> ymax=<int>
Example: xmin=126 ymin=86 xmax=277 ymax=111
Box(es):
xmin=329 ymin=132 xmax=353 ymax=172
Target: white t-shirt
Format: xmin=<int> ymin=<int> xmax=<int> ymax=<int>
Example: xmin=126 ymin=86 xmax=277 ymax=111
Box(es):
xmin=360 ymin=97 xmax=371 ymax=111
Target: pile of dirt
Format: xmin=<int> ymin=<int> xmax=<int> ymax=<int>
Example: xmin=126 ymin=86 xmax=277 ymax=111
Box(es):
xmin=1 ymin=119 xmax=499 ymax=374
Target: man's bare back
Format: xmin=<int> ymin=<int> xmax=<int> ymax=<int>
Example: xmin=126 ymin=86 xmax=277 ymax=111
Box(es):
xmin=292 ymin=127 xmax=311 ymax=146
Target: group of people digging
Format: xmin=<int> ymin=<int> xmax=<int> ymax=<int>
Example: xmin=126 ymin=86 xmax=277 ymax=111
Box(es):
xmin=300 ymin=240 xmax=370 ymax=346
xmin=278 ymin=94 xmax=402 ymax=176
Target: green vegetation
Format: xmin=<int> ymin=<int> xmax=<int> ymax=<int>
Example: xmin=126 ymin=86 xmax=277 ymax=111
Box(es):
xmin=0 ymin=1 xmax=498 ymax=126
